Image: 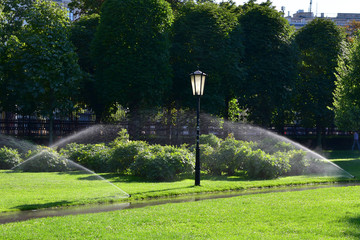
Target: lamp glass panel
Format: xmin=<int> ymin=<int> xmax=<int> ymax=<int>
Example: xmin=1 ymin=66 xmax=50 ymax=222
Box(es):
xmin=195 ymin=74 xmax=202 ymax=95
xmin=200 ymin=77 xmax=205 ymax=95
xmin=191 ymin=75 xmax=196 ymax=95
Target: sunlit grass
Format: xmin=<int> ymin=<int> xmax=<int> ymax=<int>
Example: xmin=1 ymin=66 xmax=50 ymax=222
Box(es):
xmin=0 ymin=170 xmax=352 ymax=213
xmin=0 ymin=150 xmax=359 ymax=213
xmin=2 ymin=186 xmax=360 ymax=239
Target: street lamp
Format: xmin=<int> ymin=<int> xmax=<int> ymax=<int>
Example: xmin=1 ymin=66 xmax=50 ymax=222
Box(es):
xmin=190 ymin=70 xmax=206 ymax=186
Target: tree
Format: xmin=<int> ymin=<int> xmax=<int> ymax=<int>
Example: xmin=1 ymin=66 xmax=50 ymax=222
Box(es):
xmin=170 ymin=1 xmax=242 ymax=116
xmin=345 ymin=20 xmax=360 ymax=41
xmin=0 ymin=0 xmax=82 ymax=144
xmin=238 ymin=0 xmax=297 ymax=128
xmin=294 ymin=18 xmax=344 ymax=146
xmin=68 ymin=0 xmax=104 ymax=17
xmin=92 ymin=0 xmax=173 ymax=125
xmin=332 ymin=36 xmax=360 ymax=131
xmin=70 ymin=14 xmax=100 ymax=112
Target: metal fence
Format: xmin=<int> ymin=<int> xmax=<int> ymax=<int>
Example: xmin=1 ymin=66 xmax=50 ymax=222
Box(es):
xmin=0 ymin=117 xmax=352 ymax=145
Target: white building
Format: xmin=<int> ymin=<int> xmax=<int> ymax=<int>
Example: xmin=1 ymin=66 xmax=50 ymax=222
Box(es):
xmin=285 ymin=10 xmax=360 ymax=29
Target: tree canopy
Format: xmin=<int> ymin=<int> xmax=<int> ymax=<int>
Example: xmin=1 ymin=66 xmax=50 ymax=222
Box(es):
xmin=294 ymin=19 xmax=344 ymax=130
xmin=92 ymin=0 xmax=174 ymax=121
xmin=0 ymin=0 xmax=82 ymax=143
xmin=333 ymin=36 xmax=360 ymax=131
xmin=238 ymin=1 xmax=296 ymax=127
xmin=170 ymin=1 xmax=242 ymax=115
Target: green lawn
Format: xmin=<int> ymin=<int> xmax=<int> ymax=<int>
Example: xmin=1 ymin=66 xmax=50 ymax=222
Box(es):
xmin=324 ymin=150 xmax=360 ymax=177
xmin=1 ymin=150 xmax=359 ymax=213
xmin=1 ymin=185 xmax=360 ymax=239
xmin=1 ymin=150 xmax=360 ymax=239
xmin=0 ymin=171 xmax=352 ymax=213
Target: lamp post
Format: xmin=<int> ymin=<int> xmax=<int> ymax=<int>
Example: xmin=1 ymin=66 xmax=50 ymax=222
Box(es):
xmin=190 ymin=70 xmax=206 ymax=186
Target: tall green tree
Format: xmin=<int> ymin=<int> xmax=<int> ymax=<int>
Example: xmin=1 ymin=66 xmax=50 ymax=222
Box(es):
xmin=238 ymin=0 xmax=297 ymax=128
xmin=0 ymin=0 xmax=82 ymax=144
xmin=70 ymin=14 xmax=100 ymax=112
xmin=92 ymin=0 xmax=173 ymax=123
xmin=170 ymin=1 xmax=242 ymax=116
xmin=68 ymin=0 xmax=104 ymax=17
xmin=332 ymin=36 xmax=360 ymax=131
xmin=294 ymin=18 xmax=344 ymax=145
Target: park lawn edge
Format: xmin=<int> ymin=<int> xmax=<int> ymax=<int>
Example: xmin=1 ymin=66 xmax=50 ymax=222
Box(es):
xmin=1 ymin=170 xmax=357 ymax=213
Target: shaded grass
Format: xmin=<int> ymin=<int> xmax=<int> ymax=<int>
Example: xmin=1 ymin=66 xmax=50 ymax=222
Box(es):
xmin=1 ymin=186 xmax=360 ymax=239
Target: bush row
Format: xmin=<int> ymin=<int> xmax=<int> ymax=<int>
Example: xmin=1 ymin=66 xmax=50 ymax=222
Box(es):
xmin=0 ymin=130 xmax=314 ymax=180
xmin=199 ymin=134 xmax=309 ymax=179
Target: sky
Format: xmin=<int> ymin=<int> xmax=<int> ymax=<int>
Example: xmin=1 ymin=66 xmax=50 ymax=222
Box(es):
xmin=230 ymin=0 xmax=360 ymax=17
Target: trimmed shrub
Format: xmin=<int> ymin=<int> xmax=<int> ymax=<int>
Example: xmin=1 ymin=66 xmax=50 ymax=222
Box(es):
xmin=214 ymin=137 xmax=246 ymax=175
xmin=245 ymin=149 xmax=291 ymax=179
xmin=200 ymin=135 xmax=253 ymax=176
xmin=257 ymin=138 xmax=295 ymax=154
xmin=200 ymin=144 xmax=220 ymax=175
xmin=286 ymin=150 xmax=308 ymax=175
xmin=19 ymin=147 xmax=70 ymax=172
xmin=130 ymin=145 xmax=194 ymax=181
xmin=0 ymin=146 xmax=22 ymax=169
xmin=60 ymin=143 xmax=111 ymax=172
xmin=199 ymin=134 xmax=222 ymax=149
xmin=109 ymin=140 xmax=149 ymax=173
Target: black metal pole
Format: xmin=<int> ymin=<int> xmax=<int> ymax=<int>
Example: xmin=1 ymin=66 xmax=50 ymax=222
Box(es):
xmin=195 ymin=96 xmax=201 ymax=186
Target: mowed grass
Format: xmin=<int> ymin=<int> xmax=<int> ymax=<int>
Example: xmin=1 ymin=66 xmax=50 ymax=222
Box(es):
xmin=1 ymin=151 xmax=360 ymax=239
xmin=0 ymin=171 xmax=130 ymax=212
xmin=324 ymin=150 xmax=360 ymax=177
xmin=1 ymin=186 xmax=360 ymax=239
xmin=1 ymin=149 xmax=359 ymax=213
xmin=0 ymin=170 xmax=351 ymax=213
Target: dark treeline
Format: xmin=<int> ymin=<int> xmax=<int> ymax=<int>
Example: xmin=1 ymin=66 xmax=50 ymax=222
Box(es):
xmin=1 ymin=0 xmax=360 ymax=146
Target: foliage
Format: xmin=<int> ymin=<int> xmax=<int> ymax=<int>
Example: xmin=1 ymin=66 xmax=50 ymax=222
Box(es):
xmin=198 ymin=134 xmax=300 ymax=179
xmin=0 ymin=146 xmax=21 ymax=169
xmin=332 ymin=36 xmax=360 ymax=131
xmin=0 ymin=0 xmax=82 ymax=143
xmin=60 ymin=143 xmax=110 ymax=172
xmin=245 ymin=149 xmax=291 ymax=179
xmin=130 ymin=145 xmax=194 ymax=181
xmin=286 ymin=150 xmax=308 ymax=175
xmin=92 ymin=0 xmax=173 ymax=120
xmin=110 ymin=129 xmax=130 ymax=146
xmin=70 ymin=14 xmax=100 ymax=118
xmin=238 ymin=1 xmax=297 ymax=127
xmin=170 ymin=1 xmax=243 ymax=116
xmin=109 ymin=140 xmax=149 ymax=173
xmin=257 ymin=137 xmax=295 ymax=154
xmin=294 ymin=18 xmax=344 ymax=139
xmin=199 ymin=133 xmax=221 ymax=149
xmin=68 ymin=0 xmax=104 ymax=17
xmin=345 ymin=20 xmax=360 ymax=41
xmin=19 ymin=146 xmax=71 ymax=172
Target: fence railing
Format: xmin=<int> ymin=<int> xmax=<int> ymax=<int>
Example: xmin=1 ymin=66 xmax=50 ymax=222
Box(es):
xmin=0 ymin=118 xmax=352 ymax=145
xmin=0 ymin=119 xmax=96 ymax=137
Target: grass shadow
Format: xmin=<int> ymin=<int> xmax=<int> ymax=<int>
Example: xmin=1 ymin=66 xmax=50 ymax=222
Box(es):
xmin=344 ymin=215 xmax=360 ymax=239
xmin=12 ymin=201 xmax=72 ymax=211
xmin=132 ymin=185 xmax=195 ymax=195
